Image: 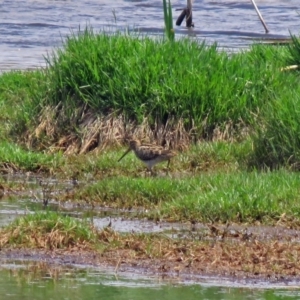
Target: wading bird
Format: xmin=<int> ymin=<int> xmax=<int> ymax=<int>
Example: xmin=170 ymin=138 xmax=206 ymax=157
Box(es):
xmin=118 ymin=139 xmax=177 ymax=175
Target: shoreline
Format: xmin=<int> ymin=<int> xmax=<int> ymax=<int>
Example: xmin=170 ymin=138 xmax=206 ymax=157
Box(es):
xmin=1 ymin=248 xmax=300 ymax=288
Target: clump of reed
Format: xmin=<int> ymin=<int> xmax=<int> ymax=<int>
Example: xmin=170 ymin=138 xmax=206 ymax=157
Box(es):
xmin=287 ymin=33 xmax=300 ymax=66
xmin=250 ymin=87 xmax=300 ymax=169
xmin=249 ymin=35 xmax=300 ymax=169
xmin=40 ymin=28 xmax=287 ymax=138
xmin=163 ymin=0 xmax=174 ymax=41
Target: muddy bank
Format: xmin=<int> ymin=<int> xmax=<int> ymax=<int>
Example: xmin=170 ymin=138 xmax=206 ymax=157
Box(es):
xmin=1 ymin=172 xmax=300 ymax=288
xmin=1 ymin=222 xmax=300 ymax=288
xmin=1 ymin=248 xmax=300 ymax=288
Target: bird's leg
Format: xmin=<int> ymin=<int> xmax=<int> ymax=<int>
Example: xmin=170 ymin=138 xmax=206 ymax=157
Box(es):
xmin=150 ymin=168 xmax=155 ymax=177
xmin=165 ymin=159 xmax=172 ymax=174
xmin=146 ymin=166 xmax=152 ymax=176
xmin=148 ymin=167 xmax=157 ymax=177
xmin=167 ymin=159 xmax=170 ymax=169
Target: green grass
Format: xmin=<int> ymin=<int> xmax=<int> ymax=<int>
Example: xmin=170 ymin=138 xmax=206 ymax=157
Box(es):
xmin=160 ymin=170 xmax=300 ymax=223
xmin=0 ymin=138 xmax=247 ymax=176
xmin=0 ymin=141 xmax=62 ymax=172
xmin=0 ymin=138 xmax=300 ymax=226
xmin=1 ymin=28 xmax=300 ymax=227
xmin=54 ymin=143 xmax=292 ymax=226
xmin=1 ymin=27 xmax=300 ymax=168
xmin=43 ymin=28 xmax=290 ymax=130
xmin=0 ymin=211 xmax=96 ymax=249
xmin=163 ymin=0 xmax=174 ymax=41
xmin=287 ymin=33 xmax=300 ymax=66
xmin=250 ymin=87 xmax=300 ymax=169
xmin=0 ymin=142 xmax=300 ymax=226
xmin=61 ymin=140 xmax=249 ymax=178
xmin=73 ymin=159 xmax=300 ymax=225
xmin=0 ymin=28 xmax=290 ymax=135
xmin=0 ymin=70 xmax=45 ymax=139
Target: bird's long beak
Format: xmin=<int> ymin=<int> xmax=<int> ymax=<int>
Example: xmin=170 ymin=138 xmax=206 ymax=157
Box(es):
xmin=118 ymin=148 xmax=132 ymax=162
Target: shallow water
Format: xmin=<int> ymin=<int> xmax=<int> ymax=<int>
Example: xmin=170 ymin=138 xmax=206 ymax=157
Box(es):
xmin=1 ymin=177 xmax=300 ymax=293
xmin=0 ymin=264 xmax=300 ymax=300
xmin=1 ymin=0 xmax=299 ymax=71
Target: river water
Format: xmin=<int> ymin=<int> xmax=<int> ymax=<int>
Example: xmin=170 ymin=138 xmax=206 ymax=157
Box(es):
xmin=1 ymin=264 xmax=300 ymax=300
xmin=0 ymin=0 xmax=299 ymax=71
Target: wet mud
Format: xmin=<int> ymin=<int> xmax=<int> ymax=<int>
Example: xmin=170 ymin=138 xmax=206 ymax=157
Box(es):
xmin=1 ymin=245 xmax=300 ymax=288
xmin=1 ymin=174 xmax=300 ymax=288
xmin=1 ymin=221 xmax=300 ymax=288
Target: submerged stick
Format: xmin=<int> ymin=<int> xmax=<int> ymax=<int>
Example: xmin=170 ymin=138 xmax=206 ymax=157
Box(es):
xmin=175 ymin=0 xmax=193 ymax=28
xmin=176 ymin=9 xmax=186 ymax=26
xmin=186 ymin=0 xmax=193 ymax=27
xmin=250 ymin=0 xmax=269 ymax=33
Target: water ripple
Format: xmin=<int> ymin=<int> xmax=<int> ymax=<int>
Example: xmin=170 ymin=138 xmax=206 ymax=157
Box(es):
xmin=0 ymin=0 xmax=299 ymax=71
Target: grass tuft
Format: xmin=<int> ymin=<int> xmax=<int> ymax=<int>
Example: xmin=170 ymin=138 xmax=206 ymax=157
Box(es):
xmin=0 ymin=141 xmax=62 ymax=172
xmin=0 ymin=211 xmax=96 ymax=249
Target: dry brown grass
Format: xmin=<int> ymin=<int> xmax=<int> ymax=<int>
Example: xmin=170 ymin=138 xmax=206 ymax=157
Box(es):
xmin=0 ymin=216 xmax=95 ymax=251
xmin=0 ymin=227 xmax=92 ymax=251
xmin=93 ymin=228 xmax=300 ymax=277
xmin=25 ymin=106 xmax=247 ymax=155
xmin=2 ymin=224 xmax=300 ymax=278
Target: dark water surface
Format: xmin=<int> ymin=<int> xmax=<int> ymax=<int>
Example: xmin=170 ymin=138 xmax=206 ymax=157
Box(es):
xmin=0 ymin=0 xmax=299 ymax=70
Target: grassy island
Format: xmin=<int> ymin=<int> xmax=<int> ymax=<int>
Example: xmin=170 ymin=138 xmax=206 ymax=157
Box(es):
xmin=1 ymin=28 xmax=300 ymax=279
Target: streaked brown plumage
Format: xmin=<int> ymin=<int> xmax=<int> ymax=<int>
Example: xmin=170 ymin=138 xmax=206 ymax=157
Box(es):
xmin=118 ymin=139 xmax=176 ymax=174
